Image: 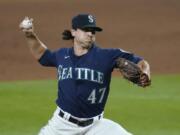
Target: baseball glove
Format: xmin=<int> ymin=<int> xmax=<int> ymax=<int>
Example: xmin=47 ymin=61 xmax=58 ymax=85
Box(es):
xmin=116 ymin=58 xmax=151 ymax=87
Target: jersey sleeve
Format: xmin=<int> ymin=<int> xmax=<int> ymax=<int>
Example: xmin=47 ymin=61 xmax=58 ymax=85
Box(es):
xmin=109 ymin=48 xmax=143 ymax=69
xmin=38 ymin=49 xmax=57 ymax=67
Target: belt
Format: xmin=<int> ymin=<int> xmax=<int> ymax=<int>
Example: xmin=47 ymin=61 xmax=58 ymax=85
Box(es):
xmin=58 ymin=110 xmax=95 ymax=127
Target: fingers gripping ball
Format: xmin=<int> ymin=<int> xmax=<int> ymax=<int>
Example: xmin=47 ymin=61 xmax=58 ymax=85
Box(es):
xmin=116 ymin=58 xmax=151 ymax=87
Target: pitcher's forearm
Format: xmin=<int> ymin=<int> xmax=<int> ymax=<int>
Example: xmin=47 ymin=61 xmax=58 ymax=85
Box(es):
xmin=19 ymin=17 xmax=48 ymax=60
xmin=25 ymin=32 xmax=47 ymax=60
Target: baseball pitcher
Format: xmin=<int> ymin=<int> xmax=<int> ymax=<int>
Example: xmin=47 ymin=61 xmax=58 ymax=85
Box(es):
xmin=19 ymin=14 xmax=151 ymax=135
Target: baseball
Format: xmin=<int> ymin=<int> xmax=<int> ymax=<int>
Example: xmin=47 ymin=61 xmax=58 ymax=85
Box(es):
xmin=20 ymin=18 xmax=33 ymax=29
xmin=125 ymin=61 xmax=128 ymax=65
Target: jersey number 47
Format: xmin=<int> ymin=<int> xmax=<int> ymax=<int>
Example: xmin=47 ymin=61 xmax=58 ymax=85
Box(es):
xmin=87 ymin=87 xmax=106 ymax=104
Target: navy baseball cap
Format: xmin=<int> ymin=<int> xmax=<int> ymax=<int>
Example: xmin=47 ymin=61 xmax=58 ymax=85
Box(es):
xmin=72 ymin=14 xmax=103 ymax=32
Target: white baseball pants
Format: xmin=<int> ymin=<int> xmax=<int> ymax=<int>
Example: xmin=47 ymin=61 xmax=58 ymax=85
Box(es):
xmin=38 ymin=107 xmax=133 ymax=135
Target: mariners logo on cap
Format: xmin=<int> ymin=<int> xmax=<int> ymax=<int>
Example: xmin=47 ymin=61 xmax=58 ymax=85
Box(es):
xmin=88 ymin=15 xmax=94 ymax=23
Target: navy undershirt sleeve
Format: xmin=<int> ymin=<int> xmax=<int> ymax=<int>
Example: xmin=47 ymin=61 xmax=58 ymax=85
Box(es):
xmin=38 ymin=49 xmax=57 ymax=67
xmin=109 ymin=48 xmax=143 ymax=69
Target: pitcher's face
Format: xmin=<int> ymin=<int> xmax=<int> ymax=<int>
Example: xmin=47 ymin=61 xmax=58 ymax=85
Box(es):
xmin=72 ymin=28 xmax=96 ymax=49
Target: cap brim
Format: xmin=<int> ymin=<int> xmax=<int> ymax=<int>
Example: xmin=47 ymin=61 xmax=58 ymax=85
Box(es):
xmin=82 ymin=25 xmax=103 ymax=32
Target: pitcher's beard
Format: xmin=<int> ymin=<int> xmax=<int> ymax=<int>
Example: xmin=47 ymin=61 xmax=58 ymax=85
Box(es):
xmin=81 ymin=40 xmax=94 ymax=49
xmin=82 ymin=37 xmax=95 ymax=49
xmin=75 ymin=36 xmax=95 ymax=50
